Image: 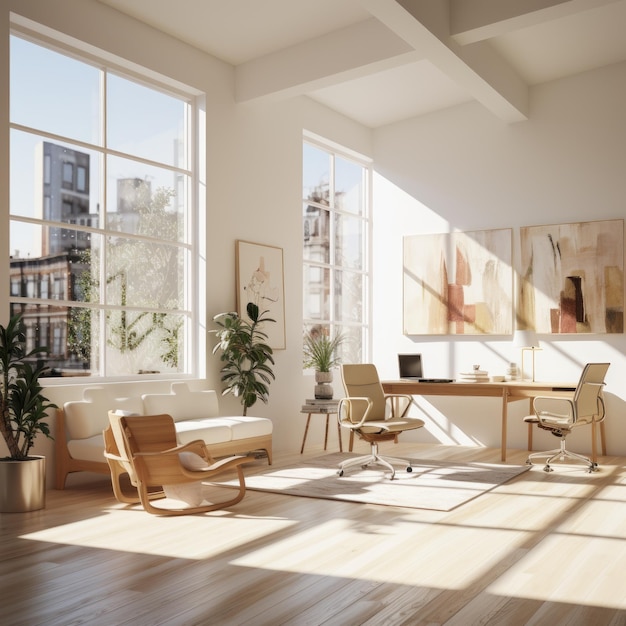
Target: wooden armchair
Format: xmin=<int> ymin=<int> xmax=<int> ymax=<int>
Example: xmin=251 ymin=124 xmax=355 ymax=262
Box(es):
xmin=103 ymin=412 xmax=142 ymax=504
xmin=105 ymin=411 xmax=251 ymax=515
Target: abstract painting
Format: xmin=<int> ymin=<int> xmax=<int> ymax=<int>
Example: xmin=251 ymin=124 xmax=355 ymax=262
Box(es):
xmin=519 ymin=219 xmax=624 ymax=334
xmin=403 ymin=229 xmax=513 ymax=335
xmin=236 ymin=240 xmax=286 ymax=349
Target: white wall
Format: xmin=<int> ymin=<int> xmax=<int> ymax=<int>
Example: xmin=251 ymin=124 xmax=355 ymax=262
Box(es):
xmin=372 ymin=61 xmax=626 ymax=455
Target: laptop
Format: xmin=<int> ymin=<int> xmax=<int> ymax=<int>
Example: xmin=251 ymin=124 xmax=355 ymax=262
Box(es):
xmin=398 ymin=354 xmax=455 ymax=383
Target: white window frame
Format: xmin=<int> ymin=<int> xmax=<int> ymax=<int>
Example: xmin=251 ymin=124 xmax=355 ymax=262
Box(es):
xmin=302 ymin=132 xmax=372 ymax=365
xmin=8 ymin=21 xmax=204 ymax=382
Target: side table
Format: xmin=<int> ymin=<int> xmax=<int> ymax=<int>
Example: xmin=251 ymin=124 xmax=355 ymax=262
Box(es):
xmin=300 ymin=399 xmax=342 ymax=453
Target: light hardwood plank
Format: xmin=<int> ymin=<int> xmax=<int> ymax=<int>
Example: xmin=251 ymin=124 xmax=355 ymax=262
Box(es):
xmin=2 ymin=442 xmax=626 ymax=625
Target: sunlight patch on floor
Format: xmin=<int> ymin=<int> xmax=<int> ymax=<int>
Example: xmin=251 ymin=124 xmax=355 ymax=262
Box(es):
xmin=487 ymin=533 xmax=626 ymax=609
xmin=230 ymin=516 xmax=531 ymax=589
xmin=20 ymin=508 xmax=296 ymax=559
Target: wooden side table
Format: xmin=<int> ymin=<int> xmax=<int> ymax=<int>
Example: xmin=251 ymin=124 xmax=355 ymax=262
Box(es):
xmin=300 ymin=400 xmax=342 ymax=453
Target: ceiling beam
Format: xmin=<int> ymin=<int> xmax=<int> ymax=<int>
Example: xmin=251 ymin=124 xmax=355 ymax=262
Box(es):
xmin=451 ymin=0 xmax=622 ymax=44
xmin=237 ymin=0 xmax=543 ymax=123
xmin=359 ymin=0 xmax=529 ymax=122
xmin=235 ymin=18 xmax=415 ymax=104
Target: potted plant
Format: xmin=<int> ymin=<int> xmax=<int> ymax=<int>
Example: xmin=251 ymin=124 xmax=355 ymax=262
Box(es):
xmin=0 ymin=314 xmax=56 ymax=512
xmin=303 ymin=328 xmax=344 ymax=399
xmin=212 ymin=302 xmax=275 ymax=416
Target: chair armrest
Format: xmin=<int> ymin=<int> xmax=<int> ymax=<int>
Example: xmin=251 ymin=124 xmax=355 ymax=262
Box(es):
xmin=384 ymin=393 xmax=413 ymax=417
xmin=134 ymin=439 xmax=209 ymax=460
xmin=533 ymin=395 xmax=575 ymax=418
xmin=338 ymin=397 xmax=373 ymax=429
xmin=134 ymin=447 xmax=251 ymax=474
xmin=103 ymin=451 xmax=126 ymax=463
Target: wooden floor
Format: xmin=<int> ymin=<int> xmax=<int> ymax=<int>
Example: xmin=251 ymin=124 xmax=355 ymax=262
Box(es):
xmin=2 ymin=442 xmax=626 ymax=626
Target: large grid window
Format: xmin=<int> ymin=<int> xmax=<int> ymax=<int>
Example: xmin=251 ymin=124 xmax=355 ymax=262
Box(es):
xmin=302 ymin=138 xmax=370 ymax=364
xmin=9 ymin=31 xmax=197 ymax=379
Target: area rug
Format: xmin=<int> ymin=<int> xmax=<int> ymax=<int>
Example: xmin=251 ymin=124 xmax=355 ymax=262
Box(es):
xmin=234 ymin=453 xmax=530 ymax=511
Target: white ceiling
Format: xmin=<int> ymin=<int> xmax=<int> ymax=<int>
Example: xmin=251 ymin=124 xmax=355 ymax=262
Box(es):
xmin=97 ymin=0 xmax=626 ymax=127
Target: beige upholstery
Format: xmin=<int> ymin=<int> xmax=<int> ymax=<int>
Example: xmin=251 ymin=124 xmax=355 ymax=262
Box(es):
xmin=56 ymin=382 xmax=273 ymax=490
xmin=337 ymin=364 xmax=425 ymax=479
xmin=142 ymin=383 xmax=273 ymax=460
xmin=112 ymin=412 xmax=252 ymax=516
xmin=56 ymin=388 xmax=144 ymax=489
xmin=524 ymin=362 xmax=609 ymax=472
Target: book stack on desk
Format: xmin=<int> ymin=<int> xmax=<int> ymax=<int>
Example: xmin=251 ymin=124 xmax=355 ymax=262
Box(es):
xmin=301 ymin=398 xmax=339 ymax=413
xmin=459 ymin=369 xmax=489 ymax=382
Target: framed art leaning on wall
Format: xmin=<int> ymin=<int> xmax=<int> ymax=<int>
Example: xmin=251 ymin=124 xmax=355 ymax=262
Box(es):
xmin=403 ymin=228 xmax=513 ymax=335
xmin=519 ymin=219 xmax=624 ymax=334
xmin=236 ymin=240 xmax=286 ymax=349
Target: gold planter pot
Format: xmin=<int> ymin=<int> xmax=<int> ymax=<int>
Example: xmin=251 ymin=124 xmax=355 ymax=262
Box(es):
xmin=0 ymin=455 xmax=46 ymax=513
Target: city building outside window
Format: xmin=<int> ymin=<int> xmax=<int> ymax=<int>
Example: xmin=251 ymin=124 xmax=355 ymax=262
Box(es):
xmin=302 ymin=136 xmax=371 ymax=365
xmin=9 ymin=29 xmax=198 ymax=379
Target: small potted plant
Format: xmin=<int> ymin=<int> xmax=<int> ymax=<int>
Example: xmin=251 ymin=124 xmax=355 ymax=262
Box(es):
xmin=212 ymin=302 xmax=275 ymax=416
xmin=0 ymin=314 xmax=56 ymax=512
xmin=303 ymin=327 xmax=344 ymax=399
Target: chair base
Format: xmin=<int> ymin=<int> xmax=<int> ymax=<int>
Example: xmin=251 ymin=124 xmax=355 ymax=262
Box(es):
xmin=526 ymin=439 xmax=598 ymax=473
xmin=337 ymin=442 xmax=413 ymax=480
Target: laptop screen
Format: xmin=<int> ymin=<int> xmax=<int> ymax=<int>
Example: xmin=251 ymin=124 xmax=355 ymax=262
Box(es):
xmin=398 ymin=353 xmax=423 ymax=379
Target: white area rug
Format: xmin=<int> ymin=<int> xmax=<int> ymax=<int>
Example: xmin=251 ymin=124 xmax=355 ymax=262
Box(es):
xmin=233 ymin=453 xmax=530 ymax=511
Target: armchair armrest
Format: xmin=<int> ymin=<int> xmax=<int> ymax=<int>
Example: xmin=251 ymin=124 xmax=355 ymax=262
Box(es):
xmin=103 ymin=451 xmax=126 ymax=463
xmin=133 ymin=438 xmax=209 ymax=461
xmin=533 ymin=395 xmax=575 ymax=429
xmin=533 ymin=396 xmax=575 ymax=420
xmin=384 ymin=393 xmax=413 ymax=418
xmin=338 ymin=396 xmax=373 ymax=428
xmin=134 ymin=446 xmax=251 ymax=476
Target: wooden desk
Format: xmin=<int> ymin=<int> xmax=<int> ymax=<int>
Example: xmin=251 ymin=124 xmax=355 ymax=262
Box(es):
xmin=381 ymin=380 xmax=604 ymax=462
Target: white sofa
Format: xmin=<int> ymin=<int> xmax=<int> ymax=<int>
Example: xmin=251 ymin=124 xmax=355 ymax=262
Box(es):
xmin=55 ymin=382 xmax=273 ymax=489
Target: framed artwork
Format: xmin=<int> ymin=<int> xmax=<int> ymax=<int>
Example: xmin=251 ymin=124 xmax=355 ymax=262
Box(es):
xmin=236 ymin=240 xmax=286 ymax=349
xmin=519 ymin=219 xmax=624 ymax=334
xmin=403 ymin=228 xmax=513 ymax=335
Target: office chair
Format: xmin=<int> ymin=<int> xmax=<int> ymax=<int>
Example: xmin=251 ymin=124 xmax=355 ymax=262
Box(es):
xmin=524 ymin=362 xmax=609 ymax=473
xmin=337 ymin=364 xmax=424 ymax=479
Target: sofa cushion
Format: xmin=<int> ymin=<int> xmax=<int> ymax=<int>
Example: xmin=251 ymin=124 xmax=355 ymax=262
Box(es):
xmin=142 ymin=384 xmax=220 ymax=422
xmin=174 ymin=419 xmax=233 ymax=445
xmin=64 ymin=387 xmax=144 ymax=440
xmin=220 ymin=416 xmax=273 ymax=439
xmin=67 ymin=434 xmax=106 ymax=463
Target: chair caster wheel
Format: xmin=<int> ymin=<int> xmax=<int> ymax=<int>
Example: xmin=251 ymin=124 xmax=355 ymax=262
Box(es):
xmin=543 ymin=465 xmax=553 ymax=472
xmin=406 ymin=466 xmax=413 ymax=473
xmin=526 ymin=460 xmax=532 ymax=466
xmin=337 ymin=470 xmax=344 ymax=477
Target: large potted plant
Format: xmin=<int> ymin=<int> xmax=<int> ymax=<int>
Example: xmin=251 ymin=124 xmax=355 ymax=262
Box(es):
xmin=212 ymin=302 xmax=275 ymax=416
xmin=303 ymin=328 xmax=344 ymax=399
xmin=0 ymin=314 xmax=56 ymax=512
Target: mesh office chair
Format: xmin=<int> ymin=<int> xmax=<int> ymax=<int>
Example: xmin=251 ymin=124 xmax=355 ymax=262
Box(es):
xmin=524 ymin=362 xmax=609 ymax=473
xmin=337 ymin=364 xmax=425 ymax=479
